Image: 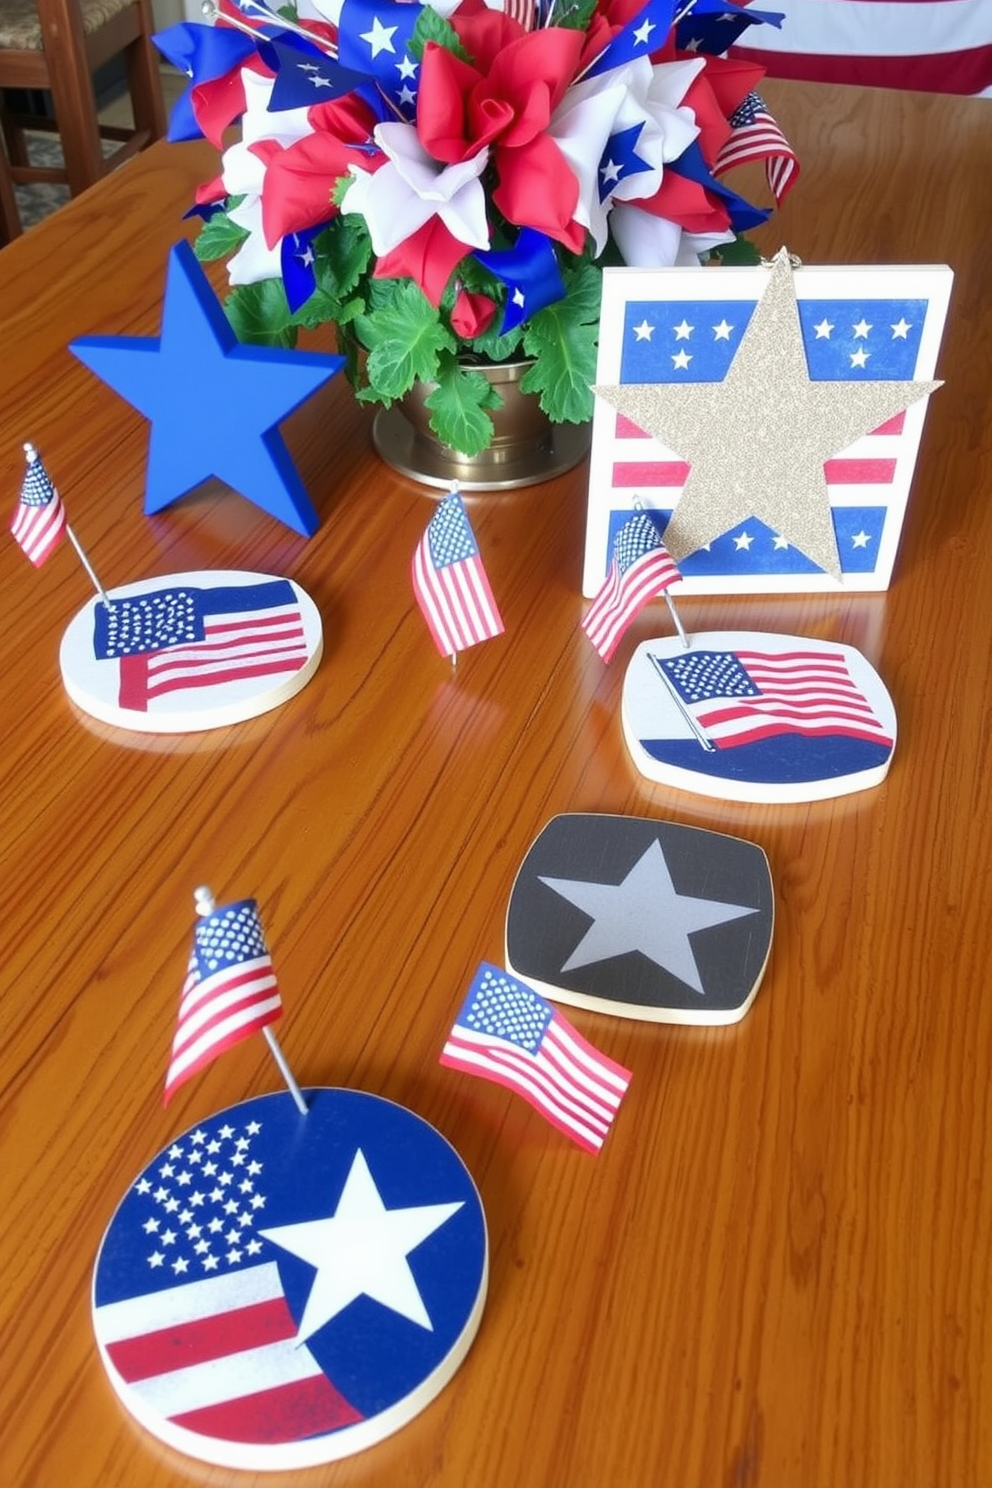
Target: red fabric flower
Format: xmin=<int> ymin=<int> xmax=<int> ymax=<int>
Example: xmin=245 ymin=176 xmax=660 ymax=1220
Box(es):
xmin=374 ymin=218 xmax=473 ymax=308
xmin=191 ymin=56 xmax=271 ymax=150
xmin=259 ymin=97 xmax=383 ymax=247
xmin=450 ymin=289 xmax=496 ymax=338
xmin=628 ymin=170 xmax=733 ymax=238
xmin=416 ymin=19 xmax=587 ymax=252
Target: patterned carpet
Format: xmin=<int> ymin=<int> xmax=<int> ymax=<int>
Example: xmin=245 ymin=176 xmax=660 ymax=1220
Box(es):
xmin=15 ymin=132 xmax=81 ymax=230
xmin=12 ymin=68 xmax=185 ymax=233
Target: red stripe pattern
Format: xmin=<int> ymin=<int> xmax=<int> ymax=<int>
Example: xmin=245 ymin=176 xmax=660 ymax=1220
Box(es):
xmin=441 ymin=964 xmax=631 ymax=1153
xmin=117 ymin=604 xmax=308 ymax=713
xmin=164 ymin=899 xmax=282 ymax=1102
xmin=609 ymin=409 xmax=901 ymax=490
xmin=731 ymin=0 xmax=992 ymax=96
xmin=97 ymin=1261 xmax=361 ymax=1443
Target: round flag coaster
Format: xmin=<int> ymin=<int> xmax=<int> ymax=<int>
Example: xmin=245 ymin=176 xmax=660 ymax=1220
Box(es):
xmin=60 ymin=570 xmax=322 ymax=733
xmin=622 ymin=630 xmax=896 ymax=803
xmin=506 ymin=814 xmax=773 ymax=1025
xmin=92 ymin=1090 xmax=488 ymax=1469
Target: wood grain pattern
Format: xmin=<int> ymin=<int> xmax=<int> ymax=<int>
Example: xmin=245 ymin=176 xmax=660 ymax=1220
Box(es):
xmin=1 ymin=80 xmax=991 ymax=1488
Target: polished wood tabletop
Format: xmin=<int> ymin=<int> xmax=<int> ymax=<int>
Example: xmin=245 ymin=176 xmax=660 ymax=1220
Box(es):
xmin=2 ymin=78 xmax=991 ymax=1488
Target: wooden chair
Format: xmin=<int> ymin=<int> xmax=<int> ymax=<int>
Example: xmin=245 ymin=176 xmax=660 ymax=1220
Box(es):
xmin=0 ymin=0 xmax=167 ymax=243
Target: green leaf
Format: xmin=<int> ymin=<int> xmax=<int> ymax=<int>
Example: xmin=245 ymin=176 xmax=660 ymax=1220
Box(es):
xmin=225 ymin=280 xmax=298 ymax=349
xmin=317 ymin=215 xmax=373 ymax=304
xmin=469 ymin=321 xmax=526 ymax=362
xmin=546 ymin=0 xmax=598 ymax=31
xmin=706 ymin=234 xmax=762 ymax=266
xmin=354 ymin=280 xmax=455 ymax=400
xmin=289 ymin=285 xmax=342 ymax=331
xmin=194 ymin=210 xmax=249 ymax=263
xmin=425 ymin=356 xmax=502 ymax=457
xmin=409 ymin=6 xmax=472 ymax=63
xmin=519 ymin=262 xmax=601 ymax=424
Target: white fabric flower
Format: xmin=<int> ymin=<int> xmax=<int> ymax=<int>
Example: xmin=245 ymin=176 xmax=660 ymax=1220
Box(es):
xmin=221 ymin=69 xmax=315 ymax=286
xmin=550 ymin=56 xmax=703 ymax=255
xmin=343 ymin=122 xmax=491 ymax=256
xmin=609 ymin=204 xmax=735 ymax=268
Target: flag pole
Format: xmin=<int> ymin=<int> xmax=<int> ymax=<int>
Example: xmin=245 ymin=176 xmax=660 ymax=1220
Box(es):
xmin=65 ymin=524 xmax=112 ymax=609
xmin=23 ymin=443 xmax=112 ymax=608
xmin=194 ymin=885 xmax=308 ymax=1115
xmin=647 ymin=652 xmax=715 ymax=752
xmin=664 ymin=591 xmax=690 ymax=651
xmin=632 ymin=493 xmax=690 ymax=650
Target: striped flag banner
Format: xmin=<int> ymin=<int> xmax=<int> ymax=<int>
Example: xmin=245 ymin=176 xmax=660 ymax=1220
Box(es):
xmin=441 ymin=963 xmax=632 ymax=1153
xmin=93 ymin=580 xmax=310 ymax=714
xmin=731 ymin=0 xmax=992 ymax=97
xmin=652 ymin=645 xmax=894 ymax=750
xmin=412 ymin=491 xmax=504 ymax=658
xmin=713 ymin=90 xmax=799 ymax=205
xmin=582 ymin=511 xmax=681 ymax=662
xmin=10 ymin=445 xmax=66 ymax=566
xmin=584 ymin=261 xmax=951 ymax=595
xmin=164 ymin=898 xmax=283 ymax=1102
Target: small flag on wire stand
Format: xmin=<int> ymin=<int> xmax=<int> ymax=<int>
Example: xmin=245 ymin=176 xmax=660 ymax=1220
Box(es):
xmin=440 ymin=963 xmax=632 ymax=1153
xmin=412 ymin=484 xmax=504 ymax=663
xmin=582 ymin=508 xmax=686 ymax=662
xmin=10 ymin=442 xmax=111 ymax=605
xmin=164 ymin=886 xmax=308 ymax=1114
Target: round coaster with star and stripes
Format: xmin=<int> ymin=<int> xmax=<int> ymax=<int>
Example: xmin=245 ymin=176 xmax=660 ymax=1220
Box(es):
xmin=92 ymin=1090 xmax=488 ymax=1469
xmin=622 ymin=630 xmax=896 ymax=803
xmin=59 ymin=570 xmax=322 ymax=733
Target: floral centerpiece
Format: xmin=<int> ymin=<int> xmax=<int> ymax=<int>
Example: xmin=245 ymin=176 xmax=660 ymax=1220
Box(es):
xmin=155 ymin=0 xmax=798 ymax=457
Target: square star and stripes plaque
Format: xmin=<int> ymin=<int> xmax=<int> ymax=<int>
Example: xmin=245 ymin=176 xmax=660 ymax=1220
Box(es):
xmin=584 ymin=260 xmax=951 ymax=596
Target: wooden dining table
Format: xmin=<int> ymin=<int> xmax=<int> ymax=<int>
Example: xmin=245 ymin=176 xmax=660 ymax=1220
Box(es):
xmin=2 ymin=75 xmax=991 ymax=1488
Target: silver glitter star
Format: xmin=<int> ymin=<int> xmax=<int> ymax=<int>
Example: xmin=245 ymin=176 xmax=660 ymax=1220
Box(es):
xmin=594 ymin=248 xmax=941 ymax=579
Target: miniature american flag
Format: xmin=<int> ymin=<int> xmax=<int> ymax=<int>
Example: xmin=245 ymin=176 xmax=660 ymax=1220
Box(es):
xmin=412 ymin=491 xmax=504 ymax=658
xmin=582 ymin=511 xmax=681 ymax=662
xmin=165 ymin=899 xmax=283 ymax=1103
xmin=441 ymin=964 xmax=631 ymax=1153
xmin=93 ymin=580 xmax=308 ymax=713
xmin=654 ymin=645 xmax=894 ymax=750
xmin=10 ymin=443 xmax=66 ymax=566
xmin=713 ymin=91 xmax=799 ymax=205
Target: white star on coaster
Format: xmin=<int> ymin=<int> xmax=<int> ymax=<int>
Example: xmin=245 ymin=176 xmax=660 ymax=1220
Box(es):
xmin=539 ymin=839 xmax=758 ymax=995
xmin=260 ymin=1150 xmax=463 ymax=1341
xmin=594 ymin=248 xmax=941 ymax=578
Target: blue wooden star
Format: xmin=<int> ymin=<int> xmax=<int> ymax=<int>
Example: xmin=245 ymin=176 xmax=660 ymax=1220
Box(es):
xmin=70 ymin=241 xmax=344 ymax=537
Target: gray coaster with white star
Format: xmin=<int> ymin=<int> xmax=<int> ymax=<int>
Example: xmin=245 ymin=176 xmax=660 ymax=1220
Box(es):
xmin=506 ymin=815 xmax=773 ymax=1024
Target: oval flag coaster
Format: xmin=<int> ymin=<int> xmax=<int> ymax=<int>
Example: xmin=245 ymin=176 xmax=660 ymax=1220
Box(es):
xmin=60 ymin=570 xmax=322 ymax=733
xmin=506 ymin=814 xmax=773 ymax=1025
xmin=92 ymin=1090 xmax=487 ymax=1469
xmin=622 ymin=631 xmax=896 ymax=803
